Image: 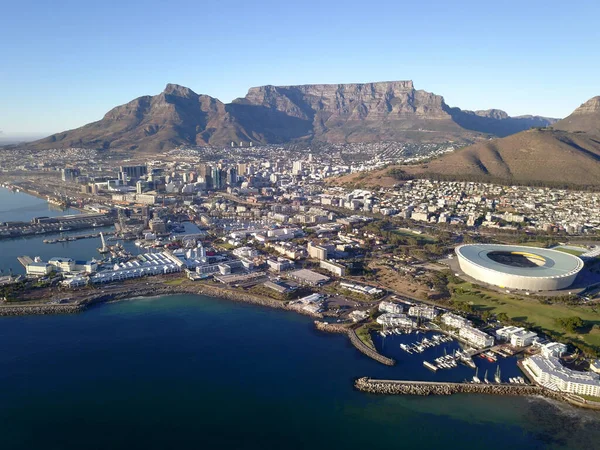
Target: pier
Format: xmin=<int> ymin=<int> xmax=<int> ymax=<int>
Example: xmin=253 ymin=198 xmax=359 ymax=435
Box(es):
xmin=0 ymin=213 xmax=114 ymax=239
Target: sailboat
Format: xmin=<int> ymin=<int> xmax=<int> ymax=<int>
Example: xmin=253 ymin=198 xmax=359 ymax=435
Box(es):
xmin=495 ymin=365 xmax=501 ymax=384
xmin=473 ymin=367 xmax=481 ymax=383
xmin=483 ymin=369 xmax=489 ymax=384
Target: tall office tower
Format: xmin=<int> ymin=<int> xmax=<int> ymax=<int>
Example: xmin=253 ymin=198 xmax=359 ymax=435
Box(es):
xmin=61 ymin=167 xmax=81 ymax=182
xmin=237 ymin=163 xmax=247 ymax=175
xmin=119 ymin=165 xmax=148 ymax=180
xmin=292 ymin=161 xmax=303 ymax=175
xmin=197 ymin=164 xmax=209 ymax=178
xmin=211 ymin=166 xmax=224 ymax=190
xmin=227 ymin=167 xmax=238 ymax=185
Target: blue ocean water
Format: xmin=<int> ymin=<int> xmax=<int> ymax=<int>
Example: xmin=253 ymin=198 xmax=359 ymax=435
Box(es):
xmin=0 ymin=294 xmax=598 ymax=450
xmin=1 ymin=187 xmax=599 ymax=449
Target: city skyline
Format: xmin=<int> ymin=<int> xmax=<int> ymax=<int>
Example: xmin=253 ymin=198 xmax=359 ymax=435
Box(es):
xmin=1 ymin=0 xmax=600 ymax=135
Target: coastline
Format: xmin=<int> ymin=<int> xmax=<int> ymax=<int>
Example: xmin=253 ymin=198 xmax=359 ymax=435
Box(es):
xmin=1 ymin=278 xmax=599 ymax=411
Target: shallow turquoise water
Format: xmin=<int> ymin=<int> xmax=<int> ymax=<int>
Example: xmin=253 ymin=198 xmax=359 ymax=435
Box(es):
xmin=0 ymin=294 xmax=598 ymax=450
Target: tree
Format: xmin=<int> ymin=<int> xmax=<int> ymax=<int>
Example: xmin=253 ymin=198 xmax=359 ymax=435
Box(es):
xmin=554 ymin=316 xmax=584 ymax=333
xmin=496 ymin=312 xmax=509 ymax=323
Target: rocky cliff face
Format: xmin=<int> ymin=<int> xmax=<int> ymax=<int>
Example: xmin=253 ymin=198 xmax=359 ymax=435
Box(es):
xmin=25 ymin=81 xmax=564 ymax=152
xmin=234 ymin=81 xmax=465 ymax=143
xmin=554 ymin=96 xmax=600 ymax=135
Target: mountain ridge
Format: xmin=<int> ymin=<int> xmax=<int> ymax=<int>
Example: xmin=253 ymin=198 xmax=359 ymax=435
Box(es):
xmin=23 ymin=81 xmax=559 ymax=152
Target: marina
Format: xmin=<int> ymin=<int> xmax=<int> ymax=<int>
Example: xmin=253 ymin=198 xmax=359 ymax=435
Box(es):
xmin=372 ymin=329 xmax=525 ymax=385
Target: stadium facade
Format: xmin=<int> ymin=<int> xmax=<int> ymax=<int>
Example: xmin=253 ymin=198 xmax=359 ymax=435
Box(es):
xmin=455 ymin=244 xmax=584 ymax=291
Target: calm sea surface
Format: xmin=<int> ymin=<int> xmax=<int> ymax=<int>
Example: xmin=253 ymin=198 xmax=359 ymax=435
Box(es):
xmin=1 ymin=188 xmax=599 ymax=450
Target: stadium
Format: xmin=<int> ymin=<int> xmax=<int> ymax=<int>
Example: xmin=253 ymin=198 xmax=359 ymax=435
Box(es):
xmin=455 ymin=244 xmax=584 ymax=291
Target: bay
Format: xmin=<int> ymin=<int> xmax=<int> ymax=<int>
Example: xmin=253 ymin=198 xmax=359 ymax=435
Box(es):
xmin=0 ymin=294 xmax=598 ymax=450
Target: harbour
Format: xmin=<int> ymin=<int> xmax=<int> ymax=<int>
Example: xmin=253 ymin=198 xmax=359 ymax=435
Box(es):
xmin=0 ymin=293 xmax=599 ymax=450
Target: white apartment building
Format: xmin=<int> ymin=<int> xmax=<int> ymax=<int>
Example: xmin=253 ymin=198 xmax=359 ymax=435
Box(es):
xmin=459 ymin=326 xmax=494 ymax=348
xmin=379 ymin=300 xmax=403 ymax=314
xmin=376 ymin=313 xmax=417 ymax=328
xmin=523 ymin=355 xmax=600 ymax=397
xmin=441 ymin=312 xmax=472 ymax=329
xmin=408 ymin=305 xmax=437 ymax=320
xmin=540 ymin=342 xmax=568 ymax=358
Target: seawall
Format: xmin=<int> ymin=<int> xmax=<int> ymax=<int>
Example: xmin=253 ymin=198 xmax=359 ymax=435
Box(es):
xmin=348 ymin=330 xmax=395 ymax=366
xmin=354 ymin=377 xmax=600 ymax=410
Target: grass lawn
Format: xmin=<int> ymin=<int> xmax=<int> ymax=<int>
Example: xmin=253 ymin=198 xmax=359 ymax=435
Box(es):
xmin=579 ymin=394 xmax=600 ymax=402
xmin=163 ymin=277 xmax=187 ymax=286
xmin=553 ymin=247 xmax=586 ymax=256
xmin=450 ymin=281 xmax=600 ymax=349
xmin=355 ymin=324 xmax=376 ymax=349
xmin=393 ymin=229 xmax=436 ymax=243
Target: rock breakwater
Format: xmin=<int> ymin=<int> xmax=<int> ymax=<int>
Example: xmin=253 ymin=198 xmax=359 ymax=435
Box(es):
xmin=348 ymin=330 xmax=395 ymax=366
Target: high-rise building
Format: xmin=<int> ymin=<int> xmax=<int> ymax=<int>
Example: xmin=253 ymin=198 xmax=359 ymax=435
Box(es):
xmin=292 ymin=161 xmax=303 ymax=176
xmin=227 ymin=167 xmax=238 ymax=185
xmin=61 ymin=168 xmax=80 ymax=182
xmin=237 ymin=163 xmax=247 ymax=175
xmin=211 ymin=166 xmax=224 ymax=190
xmin=119 ymin=165 xmax=147 ymax=180
xmin=197 ymin=164 xmax=209 ymax=178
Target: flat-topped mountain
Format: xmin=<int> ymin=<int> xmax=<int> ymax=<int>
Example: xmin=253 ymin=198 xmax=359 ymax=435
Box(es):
xmin=24 ymin=81 xmax=558 ymax=152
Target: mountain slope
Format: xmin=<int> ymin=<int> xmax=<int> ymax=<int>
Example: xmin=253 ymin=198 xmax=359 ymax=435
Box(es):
xmin=24 ymin=81 xmax=558 ymax=152
xmin=31 ymin=84 xmax=259 ymax=152
xmin=400 ymin=129 xmax=600 ymax=185
xmin=553 ymin=96 xmax=600 ymax=136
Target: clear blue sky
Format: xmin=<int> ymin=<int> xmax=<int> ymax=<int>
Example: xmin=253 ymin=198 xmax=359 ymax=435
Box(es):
xmin=1 ymin=0 xmax=599 ymax=136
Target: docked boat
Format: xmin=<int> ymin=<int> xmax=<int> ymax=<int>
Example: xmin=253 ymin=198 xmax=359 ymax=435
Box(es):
xmin=473 ymin=368 xmax=481 ymax=383
xmin=423 ymin=361 xmax=438 ymax=372
xmin=495 ymin=366 xmax=501 ymax=384
xmin=485 ymin=351 xmax=497 ymax=362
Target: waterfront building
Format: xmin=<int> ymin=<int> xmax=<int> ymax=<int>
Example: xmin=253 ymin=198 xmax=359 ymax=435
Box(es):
xmin=25 ymin=262 xmax=53 ymax=276
xmin=408 ymin=305 xmax=437 ymax=320
xmin=496 ymin=326 xmax=538 ymax=347
xmin=523 ymin=354 xmax=600 ymax=397
xmin=48 ymin=257 xmax=75 ymax=273
xmin=376 ymin=313 xmax=417 ymax=328
xmin=441 ymin=312 xmax=472 ymax=329
xmin=540 ymin=342 xmax=568 ymax=358
xmin=378 ymin=300 xmax=403 ymax=314
xmin=459 ymin=326 xmax=494 ymax=348
xmin=349 ymin=310 xmax=370 ymax=322
xmin=510 ymin=330 xmax=538 ymax=347
xmin=90 ymin=252 xmax=182 ymax=284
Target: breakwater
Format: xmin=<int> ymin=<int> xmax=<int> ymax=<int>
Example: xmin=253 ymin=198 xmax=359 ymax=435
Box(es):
xmin=348 ymin=330 xmax=395 ymax=366
xmin=314 ymin=320 xmax=348 ymax=334
xmin=0 ymin=303 xmax=83 ymax=316
xmin=352 ymin=377 xmax=600 ymax=410
xmin=355 ymin=377 xmax=547 ymax=396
